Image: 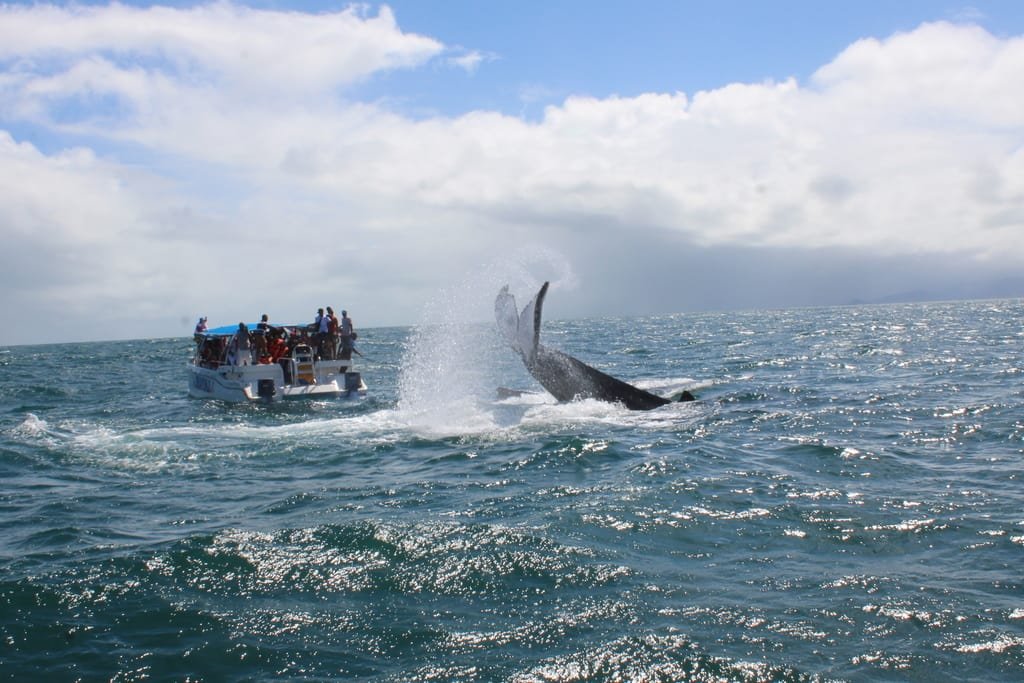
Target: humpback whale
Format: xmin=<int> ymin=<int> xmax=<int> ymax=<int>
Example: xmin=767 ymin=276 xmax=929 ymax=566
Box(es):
xmin=495 ymin=282 xmax=691 ymax=410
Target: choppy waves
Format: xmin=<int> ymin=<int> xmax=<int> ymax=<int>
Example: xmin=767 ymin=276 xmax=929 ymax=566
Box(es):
xmin=2 ymin=300 xmax=1024 ymax=680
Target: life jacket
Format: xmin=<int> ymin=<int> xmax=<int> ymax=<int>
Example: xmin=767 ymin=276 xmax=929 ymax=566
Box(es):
xmin=268 ymin=338 xmax=288 ymax=362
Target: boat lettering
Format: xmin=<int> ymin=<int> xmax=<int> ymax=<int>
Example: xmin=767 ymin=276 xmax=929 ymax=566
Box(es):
xmin=191 ymin=374 xmax=214 ymax=393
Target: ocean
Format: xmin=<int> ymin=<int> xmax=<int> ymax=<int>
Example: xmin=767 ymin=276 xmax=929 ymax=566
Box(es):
xmin=2 ymin=294 xmax=1023 ymax=681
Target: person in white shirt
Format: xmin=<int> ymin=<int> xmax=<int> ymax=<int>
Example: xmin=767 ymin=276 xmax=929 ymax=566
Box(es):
xmin=339 ymin=310 xmax=355 ymax=359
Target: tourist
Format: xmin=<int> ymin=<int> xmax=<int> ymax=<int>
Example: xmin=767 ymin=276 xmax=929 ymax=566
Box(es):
xmin=267 ymin=329 xmax=289 ymax=364
xmin=325 ymin=307 xmax=340 ymax=359
xmin=340 ymin=309 xmax=355 ymax=360
xmin=317 ymin=307 xmax=330 ymax=358
xmin=257 ymin=313 xmax=271 ymax=334
xmin=229 ymin=322 xmax=253 ymax=366
xmin=254 ymin=313 xmax=271 ymax=361
xmin=193 ymin=316 xmax=207 ymax=343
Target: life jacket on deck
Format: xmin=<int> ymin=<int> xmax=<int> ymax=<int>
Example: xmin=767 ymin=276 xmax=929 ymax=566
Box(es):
xmin=267 ymin=337 xmax=288 ymax=363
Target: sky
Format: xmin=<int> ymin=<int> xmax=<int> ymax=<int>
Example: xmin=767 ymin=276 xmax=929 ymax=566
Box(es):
xmin=1 ymin=1 xmax=1024 ymax=345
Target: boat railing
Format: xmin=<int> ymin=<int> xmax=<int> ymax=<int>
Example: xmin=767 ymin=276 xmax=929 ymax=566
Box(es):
xmin=194 ymin=331 xmax=357 ymax=378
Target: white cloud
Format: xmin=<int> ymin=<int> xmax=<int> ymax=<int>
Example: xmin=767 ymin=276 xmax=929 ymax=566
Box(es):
xmin=1 ymin=5 xmax=1023 ymax=343
xmin=0 ymin=131 xmax=237 ymax=319
xmin=447 ymin=49 xmax=489 ymax=73
xmin=0 ymin=2 xmax=442 ymax=95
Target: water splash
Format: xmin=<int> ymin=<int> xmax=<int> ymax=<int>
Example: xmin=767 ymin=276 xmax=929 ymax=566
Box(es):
xmin=396 ymin=247 xmax=575 ymax=433
xmin=14 ymin=413 xmax=49 ymax=437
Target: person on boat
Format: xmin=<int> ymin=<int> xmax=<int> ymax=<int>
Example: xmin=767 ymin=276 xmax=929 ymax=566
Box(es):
xmin=267 ymin=329 xmax=289 ymax=364
xmin=229 ymin=322 xmax=253 ymax=366
xmin=254 ymin=313 xmax=271 ymax=362
xmin=193 ymin=316 xmax=207 ymax=343
xmin=287 ymin=327 xmax=302 ymax=355
xmin=199 ymin=337 xmax=222 ymax=367
xmin=318 ymin=307 xmax=332 ymax=359
xmin=325 ymin=306 xmax=340 ymax=360
xmin=339 ymin=309 xmax=355 ymax=360
xmin=312 ymin=308 xmax=327 ymax=358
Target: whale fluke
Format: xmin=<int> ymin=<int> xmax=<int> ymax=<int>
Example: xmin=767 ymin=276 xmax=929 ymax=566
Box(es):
xmin=495 ymin=282 xmax=682 ymax=411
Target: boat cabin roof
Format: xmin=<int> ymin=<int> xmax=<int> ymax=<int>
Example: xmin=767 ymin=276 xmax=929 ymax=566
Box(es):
xmin=202 ymin=323 xmax=305 ymax=337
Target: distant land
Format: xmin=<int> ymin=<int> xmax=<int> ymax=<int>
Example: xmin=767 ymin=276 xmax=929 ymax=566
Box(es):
xmin=845 ymin=278 xmax=1024 ymax=307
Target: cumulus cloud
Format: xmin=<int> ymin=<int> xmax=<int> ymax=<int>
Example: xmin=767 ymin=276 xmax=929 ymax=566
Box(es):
xmin=0 ymin=2 xmax=442 ymax=95
xmin=0 ymin=3 xmax=1023 ymax=343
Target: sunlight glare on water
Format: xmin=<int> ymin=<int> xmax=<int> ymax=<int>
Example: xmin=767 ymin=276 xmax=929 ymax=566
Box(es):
xmin=2 ymin=289 xmax=1024 ymax=681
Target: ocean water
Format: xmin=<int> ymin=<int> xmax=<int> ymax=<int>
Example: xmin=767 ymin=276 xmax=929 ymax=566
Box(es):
xmin=2 ymin=295 xmax=1023 ymax=681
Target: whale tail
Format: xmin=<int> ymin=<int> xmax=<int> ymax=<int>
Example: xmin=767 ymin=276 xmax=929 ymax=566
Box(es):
xmin=495 ymin=282 xmax=682 ymax=410
xmin=495 ymin=281 xmax=549 ymax=364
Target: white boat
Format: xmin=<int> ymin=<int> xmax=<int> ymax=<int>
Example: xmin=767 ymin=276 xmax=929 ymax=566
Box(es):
xmin=188 ymin=322 xmax=367 ymax=402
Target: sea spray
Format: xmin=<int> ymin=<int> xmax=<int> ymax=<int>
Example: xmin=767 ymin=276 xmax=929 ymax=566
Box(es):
xmin=396 ymin=248 xmax=576 ymax=433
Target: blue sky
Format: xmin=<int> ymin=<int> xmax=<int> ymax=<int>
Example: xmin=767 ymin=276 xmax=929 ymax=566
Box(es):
xmin=1 ymin=1 xmax=1024 ymax=344
xmin=342 ymin=1 xmax=1024 ymax=116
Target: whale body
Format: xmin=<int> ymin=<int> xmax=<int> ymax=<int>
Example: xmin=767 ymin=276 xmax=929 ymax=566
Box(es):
xmin=495 ymin=282 xmax=681 ymax=411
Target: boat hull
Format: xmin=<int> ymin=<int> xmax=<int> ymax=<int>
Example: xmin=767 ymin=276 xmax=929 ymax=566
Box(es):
xmin=188 ymin=361 xmax=367 ymax=403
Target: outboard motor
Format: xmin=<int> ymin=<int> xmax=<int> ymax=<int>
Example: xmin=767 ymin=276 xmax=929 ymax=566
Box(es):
xmin=344 ymin=372 xmax=362 ymax=396
xmin=257 ymin=378 xmax=276 ymax=401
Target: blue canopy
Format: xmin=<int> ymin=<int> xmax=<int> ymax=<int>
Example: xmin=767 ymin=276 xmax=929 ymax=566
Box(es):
xmin=202 ymin=323 xmax=307 ymax=337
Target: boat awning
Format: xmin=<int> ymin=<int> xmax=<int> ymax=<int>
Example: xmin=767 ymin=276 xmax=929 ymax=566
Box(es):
xmin=201 ymin=323 xmax=308 ymax=337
